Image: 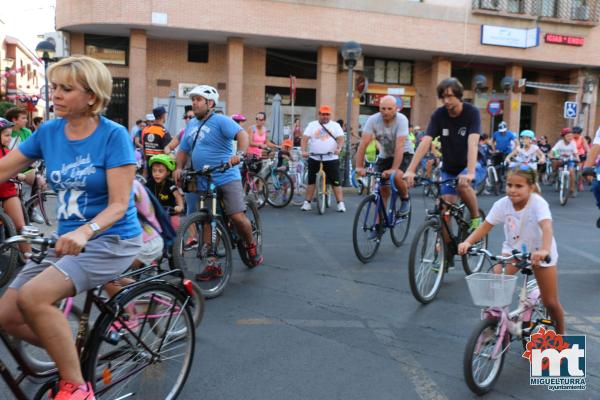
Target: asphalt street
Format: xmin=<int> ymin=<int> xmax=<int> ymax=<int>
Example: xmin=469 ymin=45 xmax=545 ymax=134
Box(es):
xmin=2 ymin=186 xmax=599 ymax=399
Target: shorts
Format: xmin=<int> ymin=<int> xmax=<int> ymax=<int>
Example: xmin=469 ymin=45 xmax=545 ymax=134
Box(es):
xmin=9 ymin=234 xmax=143 ymax=294
xmin=136 ymin=234 xmax=164 ymax=266
xmin=307 ymin=158 xmax=341 ymax=186
xmin=440 ymin=165 xmax=486 ymax=196
xmin=375 ymin=153 xmax=413 ymax=175
xmin=217 ymin=180 xmax=246 ymax=216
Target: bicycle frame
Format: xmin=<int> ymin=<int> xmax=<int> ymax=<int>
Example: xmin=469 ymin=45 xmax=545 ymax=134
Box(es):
xmin=362 ymin=173 xmax=399 ymax=230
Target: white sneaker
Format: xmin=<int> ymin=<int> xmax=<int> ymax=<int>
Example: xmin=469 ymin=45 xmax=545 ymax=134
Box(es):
xmin=301 ymin=201 xmax=312 ymax=211
xmin=336 ymin=202 xmax=346 ymax=212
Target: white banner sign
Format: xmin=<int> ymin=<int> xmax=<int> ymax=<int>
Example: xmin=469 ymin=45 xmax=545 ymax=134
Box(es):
xmin=481 ymin=25 xmax=540 ymax=49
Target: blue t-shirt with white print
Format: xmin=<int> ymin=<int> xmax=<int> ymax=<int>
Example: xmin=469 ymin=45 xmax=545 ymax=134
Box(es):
xmin=19 ymin=116 xmax=141 ymax=239
xmin=180 ymin=113 xmax=242 ymax=187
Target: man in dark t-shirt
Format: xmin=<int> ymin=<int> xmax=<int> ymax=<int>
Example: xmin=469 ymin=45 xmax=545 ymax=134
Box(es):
xmin=405 ymin=78 xmax=485 ymax=266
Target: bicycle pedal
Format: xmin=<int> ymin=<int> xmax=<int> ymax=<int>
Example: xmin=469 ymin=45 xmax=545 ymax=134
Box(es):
xmin=103 ymin=331 xmax=121 ymax=345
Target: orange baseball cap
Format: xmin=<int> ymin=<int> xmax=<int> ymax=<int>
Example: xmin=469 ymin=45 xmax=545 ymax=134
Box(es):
xmin=282 ymin=139 xmax=293 ymax=147
xmin=319 ymin=105 xmax=332 ymax=114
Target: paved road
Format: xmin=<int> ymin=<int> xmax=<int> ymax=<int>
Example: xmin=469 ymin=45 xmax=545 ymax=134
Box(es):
xmin=2 ymin=187 xmax=599 ymax=399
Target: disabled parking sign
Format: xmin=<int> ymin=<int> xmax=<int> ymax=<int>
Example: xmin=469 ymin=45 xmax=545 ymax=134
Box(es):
xmin=564 ymin=101 xmax=577 ymax=119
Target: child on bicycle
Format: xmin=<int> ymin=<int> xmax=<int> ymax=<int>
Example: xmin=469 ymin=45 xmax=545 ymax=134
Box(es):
xmin=0 ymin=118 xmax=30 ymax=254
xmin=146 ymin=154 xmax=184 ymax=230
xmin=457 ymin=166 xmax=564 ymax=333
xmin=504 ymin=130 xmax=545 ymax=170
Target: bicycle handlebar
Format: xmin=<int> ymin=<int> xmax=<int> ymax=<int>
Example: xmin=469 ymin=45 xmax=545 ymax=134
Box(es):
xmin=183 ymin=162 xmax=232 ymax=177
xmin=467 ymin=246 xmax=551 ymax=265
xmin=413 ymin=177 xmax=458 ymax=187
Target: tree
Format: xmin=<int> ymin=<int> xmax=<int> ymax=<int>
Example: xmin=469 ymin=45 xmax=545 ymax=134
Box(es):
xmin=0 ymin=101 xmax=14 ymax=118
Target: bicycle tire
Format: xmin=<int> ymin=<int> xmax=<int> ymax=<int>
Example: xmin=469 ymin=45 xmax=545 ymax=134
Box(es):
xmin=559 ymin=171 xmax=569 ymax=206
xmin=172 ymin=212 xmax=233 ymax=299
xmin=389 ymin=196 xmax=411 ymax=247
xmin=17 ymin=305 xmax=84 ymax=373
xmin=237 ymin=197 xmax=263 ymax=268
xmin=0 ymin=211 xmax=18 ymax=288
xmin=266 ymin=170 xmax=294 ymax=208
xmin=82 ymin=282 xmax=195 ymax=400
xmin=24 ymin=191 xmax=58 ymax=229
xmin=316 ymin=173 xmax=326 ymax=215
xmin=408 ymin=219 xmax=445 ymax=304
xmin=291 ymin=173 xmax=307 ymax=206
xmin=463 ymin=318 xmax=508 ymax=395
xmin=461 ymin=208 xmax=488 ymax=275
xmin=352 ymin=194 xmax=381 ymax=263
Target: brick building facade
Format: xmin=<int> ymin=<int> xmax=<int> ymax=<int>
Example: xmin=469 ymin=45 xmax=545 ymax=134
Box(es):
xmin=56 ymin=0 xmax=600 ymax=141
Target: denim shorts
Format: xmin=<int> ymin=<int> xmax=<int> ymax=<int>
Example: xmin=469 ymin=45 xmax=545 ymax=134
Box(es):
xmin=440 ymin=165 xmax=486 ymax=196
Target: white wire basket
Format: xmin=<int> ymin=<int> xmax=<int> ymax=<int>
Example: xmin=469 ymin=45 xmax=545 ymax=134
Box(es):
xmin=465 ymin=273 xmax=518 ymax=307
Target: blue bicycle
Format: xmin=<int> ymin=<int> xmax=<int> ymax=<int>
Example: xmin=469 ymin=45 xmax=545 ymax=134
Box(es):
xmin=352 ymin=170 xmax=411 ymax=263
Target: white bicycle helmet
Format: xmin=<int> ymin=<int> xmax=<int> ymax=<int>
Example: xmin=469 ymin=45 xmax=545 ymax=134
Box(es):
xmin=188 ymin=85 xmax=219 ymax=106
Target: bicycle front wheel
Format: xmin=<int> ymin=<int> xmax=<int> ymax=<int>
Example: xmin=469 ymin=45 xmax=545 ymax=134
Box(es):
xmin=463 ymin=318 xmax=508 ymax=395
xmin=315 ymin=173 xmax=326 ymax=215
xmin=266 ymin=170 xmax=293 ymax=208
xmin=559 ymin=171 xmax=569 ymax=206
xmin=173 ymin=213 xmax=233 ymax=299
xmin=352 ymin=194 xmax=381 ymax=263
xmin=408 ymin=219 xmax=445 ymax=304
xmin=389 ymin=196 xmax=411 ymax=247
xmin=0 ymin=211 xmax=18 ymax=288
xmin=83 ymin=282 xmax=195 ymax=400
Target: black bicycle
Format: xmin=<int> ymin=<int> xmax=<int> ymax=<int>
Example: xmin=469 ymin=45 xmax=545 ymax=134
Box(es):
xmin=0 ymin=231 xmax=196 ymax=399
xmin=408 ymin=178 xmax=488 ymax=304
xmin=173 ymin=163 xmax=262 ymax=299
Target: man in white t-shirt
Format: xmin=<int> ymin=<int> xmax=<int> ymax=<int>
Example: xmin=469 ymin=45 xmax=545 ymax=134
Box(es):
xmin=300 ymin=105 xmax=346 ymax=212
xmin=584 ymin=125 xmax=600 ymax=217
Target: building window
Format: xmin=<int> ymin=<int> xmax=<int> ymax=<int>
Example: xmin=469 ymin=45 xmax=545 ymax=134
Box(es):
xmin=266 ymin=49 xmax=317 ymax=80
xmin=451 ymin=66 xmax=473 ymax=90
xmin=364 ymin=57 xmax=413 ymax=85
xmin=539 ymin=0 xmax=557 ymax=17
xmin=188 ymin=42 xmax=209 ymax=63
xmin=84 ymin=34 xmax=128 ymax=65
xmin=264 ymin=86 xmax=316 ymax=107
xmin=507 ymin=0 xmax=524 ymax=13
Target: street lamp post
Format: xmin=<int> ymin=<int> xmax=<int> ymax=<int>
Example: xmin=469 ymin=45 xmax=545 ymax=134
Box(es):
xmin=340 ymin=41 xmax=362 ymax=187
xmin=2 ymin=57 xmax=14 ymax=102
xmin=35 ymin=40 xmax=56 ymax=121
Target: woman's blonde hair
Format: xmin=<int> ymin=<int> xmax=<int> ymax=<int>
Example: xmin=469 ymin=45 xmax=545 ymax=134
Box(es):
xmin=47 ymin=55 xmax=112 ymax=116
xmin=507 ymin=166 xmax=541 ymax=194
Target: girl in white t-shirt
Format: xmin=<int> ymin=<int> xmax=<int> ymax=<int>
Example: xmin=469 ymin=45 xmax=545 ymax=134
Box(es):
xmin=504 ymin=130 xmax=545 ymax=169
xmin=458 ymin=167 xmax=565 ymax=333
xmin=551 ymin=129 xmax=580 ymax=195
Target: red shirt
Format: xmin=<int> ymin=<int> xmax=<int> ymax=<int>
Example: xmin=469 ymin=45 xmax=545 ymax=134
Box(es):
xmin=0 ymin=147 xmax=17 ymax=199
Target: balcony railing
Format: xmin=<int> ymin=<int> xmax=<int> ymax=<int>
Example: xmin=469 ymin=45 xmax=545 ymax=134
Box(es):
xmin=472 ymin=0 xmax=600 ymax=23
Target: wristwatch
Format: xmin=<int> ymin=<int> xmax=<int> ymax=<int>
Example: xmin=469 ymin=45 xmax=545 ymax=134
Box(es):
xmin=87 ymin=222 xmax=101 ymax=237
xmin=236 ymin=151 xmax=245 ymax=158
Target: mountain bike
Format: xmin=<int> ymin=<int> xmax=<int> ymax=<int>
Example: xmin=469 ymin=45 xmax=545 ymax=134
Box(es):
xmin=408 ymin=178 xmax=488 ymax=304
xmin=463 ymin=247 xmax=554 ymax=395
xmin=0 ymin=233 xmax=196 ymax=400
xmin=263 ymin=153 xmax=294 ymax=208
xmin=173 ymin=163 xmax=262 ymax=299
xmin=352 ymin=170 xmax=411 ymax=263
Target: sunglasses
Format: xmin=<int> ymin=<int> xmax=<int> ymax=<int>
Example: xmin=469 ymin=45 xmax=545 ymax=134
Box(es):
xmin=256 ymin=118 xmax=265 ymax=121
xmin=183 ymin=115 xmax=194 ymax=120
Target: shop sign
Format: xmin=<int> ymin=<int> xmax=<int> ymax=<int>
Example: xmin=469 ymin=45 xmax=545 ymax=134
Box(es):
xmin=178 ymin=83 xmax=198 ymax=98
xmin=367 ymin=93 xmax=412 ymax=108
xmin=545 ymin=34 xmax=584 ymax=46
xmin=481 ymin=25 xmax=540 ymax=49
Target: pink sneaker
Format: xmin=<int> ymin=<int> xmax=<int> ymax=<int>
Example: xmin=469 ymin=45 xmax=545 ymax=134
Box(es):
xmin=53 ymin=380 xmax=95 ymax=399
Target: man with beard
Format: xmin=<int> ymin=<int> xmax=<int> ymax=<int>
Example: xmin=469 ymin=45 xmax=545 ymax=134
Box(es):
xmin=173 ymin=85 xmax=263 ymax=279
xmin=404 ymin=78 xmax=484 ymax=268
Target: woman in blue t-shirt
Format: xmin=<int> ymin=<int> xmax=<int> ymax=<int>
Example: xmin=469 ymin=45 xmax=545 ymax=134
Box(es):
xmin=0 ymin=56 xmax=142 ymax=399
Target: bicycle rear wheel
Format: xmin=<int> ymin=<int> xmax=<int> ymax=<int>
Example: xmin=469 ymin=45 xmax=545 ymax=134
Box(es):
xmin=83 ymin=282 xmax=195 ymax=400
xmin=265 ymin=170 xmax=293 ymax=208
xmin=0 ymin=211 xmax=18 ymax=288
xmin=237 ymin=197 xmax=262 ymax=268
xmin=463 ymin=318 xmax=508 ymax=395
xmin=461 ymin=208 xmax=488 ymax=275
xmin=352 ymin=194 xmax=382 ymax=263
xmin=25 ymin=191 xmax=58 ymax=230
xmin=389 ymin=196 xmax=411 ymax=247
xmin=408 ymin=219 xmax=445 ymax=304
xmin=172 ymin=213 xmax=233 ymax=299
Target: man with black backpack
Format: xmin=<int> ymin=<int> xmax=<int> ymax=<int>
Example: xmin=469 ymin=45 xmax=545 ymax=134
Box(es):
xmin=300 ymin=105 xmax=346 ymax=212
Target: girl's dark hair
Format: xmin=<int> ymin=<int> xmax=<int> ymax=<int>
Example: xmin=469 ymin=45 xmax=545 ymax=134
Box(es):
xmin=507 ymin=167 xmax=541 ymax=194
xmin=437 ymin=77 xmax=464 ymax=100
xmin=256 ymin=112 xmax=266 ymax=120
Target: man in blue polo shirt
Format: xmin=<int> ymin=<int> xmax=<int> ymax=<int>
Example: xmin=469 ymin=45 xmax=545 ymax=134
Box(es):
xmin=173 ymin=85 xmax=263 ymax=281
xmin=491 ymin=121 xmax=517 ymax=156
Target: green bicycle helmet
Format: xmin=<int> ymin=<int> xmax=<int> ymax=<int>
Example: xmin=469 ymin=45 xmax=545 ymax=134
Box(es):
xmin=520 ymin=129 xmax=535 ymax=139
xmin=148 ymin=154 xmax=176 ymax=171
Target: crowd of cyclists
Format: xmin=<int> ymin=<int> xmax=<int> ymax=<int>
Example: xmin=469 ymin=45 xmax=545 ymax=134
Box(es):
xmin=0 ymin=54 xmax=599 ymax=398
